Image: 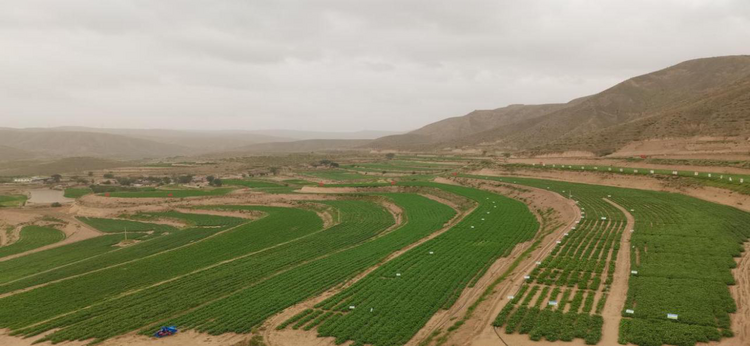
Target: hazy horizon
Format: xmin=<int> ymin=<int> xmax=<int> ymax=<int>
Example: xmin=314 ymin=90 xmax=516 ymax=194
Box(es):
xmin=1 ymin=0 xmax=748 ymax=132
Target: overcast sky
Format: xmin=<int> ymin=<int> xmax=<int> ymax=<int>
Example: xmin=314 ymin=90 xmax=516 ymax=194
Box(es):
xmin=1 ymin=0 xmax=748 ymax=132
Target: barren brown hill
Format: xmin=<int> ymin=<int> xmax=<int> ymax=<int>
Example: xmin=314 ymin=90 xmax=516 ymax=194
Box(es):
xmin=370 ymin=55 xmax=750 ymax=154
xmin=369 ymin=103 xmax=569 ymax=150
xmin=0 ymin=129 xmax=192 ymax=159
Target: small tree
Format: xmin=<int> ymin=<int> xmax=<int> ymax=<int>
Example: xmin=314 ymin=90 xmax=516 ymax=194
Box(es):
xmin=51 ymin=174 xmax=62 ymax=183
xmin=207 ymin=175 xmax=215 ymax=183
xmin=385 ymin=153 xmax=396 ymax=160
xmin=178 ymin=175 xmax=193 ymax=184
xmin=212 ymin=178 xmax=223 ymax=187
xmin=88 ymin=171 xmax=94 ymax=177
xmin=103 ymin=173 xmax=114 ymax=179
xmin=270 ymin=167 xmax=280 ymax=176
xmin=51 ymin=202 xmax=62 ymax=207
xmin=162 ymin=177 xmax=172 ymax=184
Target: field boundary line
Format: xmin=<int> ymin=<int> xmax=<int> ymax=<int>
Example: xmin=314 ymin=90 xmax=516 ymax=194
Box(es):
xmin=600 ymin=198 xmax=634 ymax=345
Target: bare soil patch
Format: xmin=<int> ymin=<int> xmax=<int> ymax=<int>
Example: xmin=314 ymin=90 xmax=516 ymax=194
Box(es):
xmin=474 ymin=168 xmax=750 ymax=213
xmin=410 ymin=179 xmax=580 ymax=346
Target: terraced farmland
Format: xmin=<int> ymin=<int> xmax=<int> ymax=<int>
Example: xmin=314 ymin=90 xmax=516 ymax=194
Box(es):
xmin=281 ymin=182 xmax=540 ymax=346
xmin=0 ymin=226 xmax=65 ymax=258
xmin=468 ymin=175 xmax=750 ymax=346
xmin=2 ymin=163 xmax=749 ymax=346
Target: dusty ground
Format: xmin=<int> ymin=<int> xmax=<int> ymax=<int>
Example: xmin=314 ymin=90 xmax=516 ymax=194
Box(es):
xmin=0 ymin=328 xmax=245 ymax=346
xmin=509 ymin=157 xmax=750 ymax=175
xmin=699 ymin=241 xmax=750 ymax=346
xmin=0 ymin=206 xmax=102 ymax=261
xmin=474 ymin=168 xmax=750 ymax=213
xmin=416 ymin=179 xmax=580 ymax=346
xmin=610 ymin=136 xmax=750 ymax=160
xmin=599 ymin=199 xmax=634 ymax=346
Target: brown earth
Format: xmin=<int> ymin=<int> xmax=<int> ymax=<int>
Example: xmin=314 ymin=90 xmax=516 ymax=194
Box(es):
xmin=509 ymin=157 xmax=750 ymax=175
xmin=419 ymin=179 xmax=580 ymax=346
xmin=599 ymin=199 xmax=634 ymax=346
xmin=474 ymin=168 xmax=750 ymax=213
xmin=264 ymin=190 xmax=475 ymax=346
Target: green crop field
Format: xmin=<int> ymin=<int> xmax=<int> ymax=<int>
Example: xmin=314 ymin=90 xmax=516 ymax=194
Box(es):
xmin=303 ymin=169 xmax=376 ymax=181
xmin=466 ymin=175 xmax=750 ymax=346
xmin=100 ymin=188 xmax=234 ymax=198
xmin=2 ymin=161 xmax=750 ymax=346
xmin=0 ymin=194 xmax=27 ymax=207
xmin=278 ymin=182 xmax=540 ymax=346
xmin=0 ymin=226 xmax=65 ymax=259
xmin=63 ymin=187 xmax=92 ymax=198
xmin=223 ymin=179 xmax=283 ymax=188
xmin=505 ymin=163 xmax=750 ymax=195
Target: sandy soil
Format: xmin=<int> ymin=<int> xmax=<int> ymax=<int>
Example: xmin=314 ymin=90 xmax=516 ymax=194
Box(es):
xmin=422 ymin=180 xmax=580 ymax=346
xmin=474 ymin=168 xmax=750 ymax=213
xmin=698 ymin=241 xmax=750 ymax=346
xmin=611 ymin=137 xmax=750 ymax=160
xmin=0 ymin=328 xmax=245 ymax=346
xmin=0 ymin=207 xmax=102 ymax=262
xmin=599 ymin=199 xmax=634 ymax=346
xmin=509 ymin=158 xmax=750 ymax=175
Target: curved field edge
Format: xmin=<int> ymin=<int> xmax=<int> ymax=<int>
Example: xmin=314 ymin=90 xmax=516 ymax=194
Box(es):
xmin=466 ymin=175 xmax=750 ymax=346
xmin=276 ymin=182 xmax=540 ymax=346
xmin=0 ymin=226 xmax=65 ymax=259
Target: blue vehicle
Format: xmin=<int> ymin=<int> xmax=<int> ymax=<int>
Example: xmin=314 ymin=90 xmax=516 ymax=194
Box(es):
xmin=153 ymin=326 xmax=178 ymax=338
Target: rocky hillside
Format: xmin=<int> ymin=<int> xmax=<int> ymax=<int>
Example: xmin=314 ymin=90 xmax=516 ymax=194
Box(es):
xmin=369 ymin=55 xmax=750 ymax=155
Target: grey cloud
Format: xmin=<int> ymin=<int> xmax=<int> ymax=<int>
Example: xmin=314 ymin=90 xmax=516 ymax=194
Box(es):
xmin=0 ymin=0 xmax=748 ymax=132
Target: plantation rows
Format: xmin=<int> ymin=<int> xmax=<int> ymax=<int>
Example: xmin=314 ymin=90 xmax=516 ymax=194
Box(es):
xmin=466 ymin=175 xmax=624 ymax=344
xmin=0 ymin=207 xmax=317 ymax=330
xmin=608 ymin=189 xmax=750 ymax=346
xmin=161 ymin=194 xmax=455 ymax=337
xmin=492 ymin=283 xmax=604 ymax=344
xmin=509 ymin=163 xmax=750 ymax=195
xmin=470 ymin=175 xmax=750 ymax=346
xmin=7 ymin=201 xmax=397 ymax=343
xmin=280 ymin=182 xmax=539 ymax=346
xmin=0 ymin=215 xmax=232 ymax=295
xmin=0 ymin=226 xmax=65 ymax=259
xmin=103 ymin=187 xmax=234 ymax=198
xmin=77 ymin=217 xmax=177 ymax=234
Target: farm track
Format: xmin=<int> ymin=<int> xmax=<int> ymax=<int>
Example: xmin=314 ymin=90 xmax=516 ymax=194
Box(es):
xmin=711 ymin=241 xmax=750 ymax=346
xmin=263 ymin=192 xmax=473 ymax=346
xmin=474 ymin=169 xmax=750 ymax=214
xmin=432 ymin=181 xmax=581 ymax=346
xmin=599 ymin=199 xmax=634 ymax=346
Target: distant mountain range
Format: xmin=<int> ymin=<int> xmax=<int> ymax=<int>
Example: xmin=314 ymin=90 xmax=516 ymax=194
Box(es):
xmin=0 ymin=127 xmax=401 ymax=160
xmin=370 ymin=55 xmax=750 ymax=155
xmin=1 ymin=56 xmax=748 ymax=161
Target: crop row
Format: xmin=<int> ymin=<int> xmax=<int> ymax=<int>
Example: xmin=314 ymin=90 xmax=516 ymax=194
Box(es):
xmin=468 ymin=175 xmax=623 ymax=344
xmin=281 ymin=182 xmax=539 ymax=346
xmin=0 ymin=207 xmax=320 ymax=330
xmin=0 ymin=226 xmax=65 ymax=259
xmin=10 ymin=201 xmax=395 ymax=343
xmin=472 ymin=175 xmax=750 ymax=346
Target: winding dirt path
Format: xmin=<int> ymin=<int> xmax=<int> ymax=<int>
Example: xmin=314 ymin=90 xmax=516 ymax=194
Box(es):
xmin=600 ymin=198 xmax=634 ymax=346
xmin=436 ymin=182 xmax=580 ymax=346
